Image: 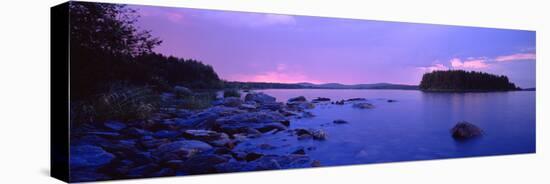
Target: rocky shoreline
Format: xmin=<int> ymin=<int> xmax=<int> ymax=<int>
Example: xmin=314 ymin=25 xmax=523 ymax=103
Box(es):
xmin=70 ymin=88 xmax=482 ymax=182
xmin=70 ymin=89 xmax=363 ymax=182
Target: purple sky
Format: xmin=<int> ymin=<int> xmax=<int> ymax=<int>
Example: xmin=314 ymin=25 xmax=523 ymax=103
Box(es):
xmin=130 ymin=5 xmax=536 ymax=88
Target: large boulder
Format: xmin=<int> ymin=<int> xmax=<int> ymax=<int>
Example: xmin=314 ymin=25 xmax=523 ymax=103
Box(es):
xmin=451 ymin=121 xmax=483 ymax=139
xmin=70 ymin=145 xmax=116 ymax=169
xmin=245 ymin=92 xmax=276 ymax=104
xmin=153 ymin=140 xmax=212 ymax=161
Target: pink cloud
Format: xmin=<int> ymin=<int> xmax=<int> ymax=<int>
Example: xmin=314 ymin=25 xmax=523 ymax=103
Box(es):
xmin=230 ymin=72 xmax=319 ymax=83
xmin=165 ymin=12 xmax=184 ymax=23
xmin=495 ymin=53 xmax=536 ymax=62
xmin=228 ymin=63 xmax=318 ymax=83
xmin=450 ymin=58 xmax=488 ymax=69
xmin=417 ymin=63 xmax=448 ymax=72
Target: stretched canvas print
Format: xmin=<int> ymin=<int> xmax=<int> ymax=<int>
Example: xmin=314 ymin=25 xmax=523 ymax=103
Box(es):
xmin=51 ymin=1 xmax=536 ymax=182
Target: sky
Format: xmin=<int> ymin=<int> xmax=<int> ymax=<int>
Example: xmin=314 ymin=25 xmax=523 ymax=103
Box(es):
xmin=130 ymin=5 xmax=536 ymax=88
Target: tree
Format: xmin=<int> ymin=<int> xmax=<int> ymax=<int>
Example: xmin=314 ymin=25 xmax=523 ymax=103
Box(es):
xmin=419 ymin=70 xmax=519 ymax=91
xmin=69 ymin=2 xmax=161 ymax=56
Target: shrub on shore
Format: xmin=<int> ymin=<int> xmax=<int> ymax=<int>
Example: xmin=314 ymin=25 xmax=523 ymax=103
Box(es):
xmin=71 ymin=83 xmax=159 ymax=124
xmin=223 ymin=89 xmax=241 ymax=98
xmin=178 ymin=92 xmax=217 ymax=110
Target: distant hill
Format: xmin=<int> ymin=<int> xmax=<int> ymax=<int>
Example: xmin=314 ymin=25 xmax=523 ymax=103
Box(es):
xmin=226 ymin=81 xmax=419 ymax=90
xmin=419 ymin=70 xmax=520 ymax=92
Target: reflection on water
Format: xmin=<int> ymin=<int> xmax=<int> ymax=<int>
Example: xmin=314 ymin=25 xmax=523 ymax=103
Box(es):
xmin=240 ymin=89 xmax=535 ymax=166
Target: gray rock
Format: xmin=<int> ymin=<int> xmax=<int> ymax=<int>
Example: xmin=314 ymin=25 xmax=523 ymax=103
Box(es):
xmin=259 ymin=102 xmax=285 ymax=111
xmin=153 ymin=130 xmax=181 ymax=139
xmin=295 ymin=128 xmax=327 ymax=140
xmin=245 ymin=92 xmax=276 ymax=104
xmin=104 ymin=121 xmax=127 ymax=131
xmin=346 ymin=98 xmax=366 ymax=102
xmin=222 ymin=97 xmax=243 ymax=107
xmin=214 ymin=110 xmax=288 ymax=135
xmin=127 ymin=163 xmax=160 ymax=177
xmin=153 ymin=140 xmax=213 ymax=161
xmin=180 ymin=154 xmax=229 ymax=174
xmin=88 ymin=131 xmax=120 ymax=138
xmin=70 ymin=145 xmax=115 ymax=169
xmin=181 ymin=130 xmax=232 ymax=147
xmin=173 ymin=86 xmax=192 ymax=97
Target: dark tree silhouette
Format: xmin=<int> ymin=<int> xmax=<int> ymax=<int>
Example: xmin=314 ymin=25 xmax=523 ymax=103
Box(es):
xmin=69 ymin=2 xmax=161 ymax=56
xmin=419 ymin=70 xmax=519 ymax=91
xmin=68 ymin=2 xmax=221 ymax=99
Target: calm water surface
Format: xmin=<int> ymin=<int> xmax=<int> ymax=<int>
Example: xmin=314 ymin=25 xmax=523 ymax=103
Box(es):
xmin=236 ymin=89 xmax=536 ymax=166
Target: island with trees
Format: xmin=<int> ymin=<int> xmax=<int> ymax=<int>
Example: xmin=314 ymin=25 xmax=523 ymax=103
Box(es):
xmin=419 ymin=70 xmax=520 ymax=92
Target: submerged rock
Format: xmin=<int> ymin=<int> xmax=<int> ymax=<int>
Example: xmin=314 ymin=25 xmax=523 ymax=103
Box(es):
xmin=312 ymin=97 xmax=331 ymax=103
xmin=451 ymin=121 xmax=483 ymax=139
xmin=352 ymin=102 xmax=375 ymax=109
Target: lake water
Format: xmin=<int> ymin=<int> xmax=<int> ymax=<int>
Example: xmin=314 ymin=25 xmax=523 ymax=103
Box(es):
xmin=236 ymin=89 xmax=536 ymax=166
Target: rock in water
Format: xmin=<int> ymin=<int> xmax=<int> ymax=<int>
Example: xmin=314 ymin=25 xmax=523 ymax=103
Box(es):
xmin=451 ymin=121 xmax=483 ymax=139
xmin=333 ymin=119 xmax=348 ymax=124
xmin=70 ymin=145 xmax=115 ymax=169
xmin=312 ymin=97 xmax=331 ymax=103
xmin=288 ymin=96 xmax=307 ymax=102
xmin=352 ymin=102 xmax=374 ymax=109
xmin=245 ymin=92 xmax=276 ymax=104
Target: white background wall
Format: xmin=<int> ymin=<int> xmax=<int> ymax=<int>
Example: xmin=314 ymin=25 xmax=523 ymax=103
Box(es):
xmin=0 ymin=0 xmax=547 ymax=183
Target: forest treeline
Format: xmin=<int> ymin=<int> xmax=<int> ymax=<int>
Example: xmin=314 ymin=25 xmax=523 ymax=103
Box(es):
xmin=69 ymin=2 xmax=222 ymax=100
xmin=419 ymin=70 xmax=520 ymax=91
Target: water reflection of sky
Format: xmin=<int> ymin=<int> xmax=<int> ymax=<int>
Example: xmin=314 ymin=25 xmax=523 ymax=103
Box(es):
xmin=239 ymin=89 xmax=536 ymax=166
